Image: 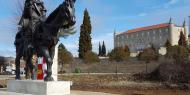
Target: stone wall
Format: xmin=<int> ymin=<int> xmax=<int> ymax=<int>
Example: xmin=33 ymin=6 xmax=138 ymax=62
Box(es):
xmin=115 ymin=27 xmax=169 ymax=52
xmin=114 ymin=22 xmax=189 ymax=54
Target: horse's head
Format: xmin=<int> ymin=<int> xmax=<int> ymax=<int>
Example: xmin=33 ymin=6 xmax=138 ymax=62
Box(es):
xmin=43 ymin=0 xmax=76 ymax=37
xmin=61 ymin=0 xmax=76 ymax=28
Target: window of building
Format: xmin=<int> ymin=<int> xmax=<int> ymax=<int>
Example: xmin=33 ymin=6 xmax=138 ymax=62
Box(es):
xmin=142 ymin=32 xmax=144 ymax=36
xmin=117 ymin=37 xmax=120 ymax=41
xmin=126 ymin=35 xmax=128 ymax=38
xmin=165 ymin=28 xmax=169 ymax=33
xmin=153 ymin=36 xmax=155 ymax=40
xmin=153 ymin=30 xmax=155 ymax=35
xmin=160 ymin=43 xmax=162 ymax=46
xmin=122 ymin=35 xmax=124 ymax=40
xmin=130 ymin=34 xmax=133 ymax=38
xmin=159 ymin=29 xmax=162 ymax=34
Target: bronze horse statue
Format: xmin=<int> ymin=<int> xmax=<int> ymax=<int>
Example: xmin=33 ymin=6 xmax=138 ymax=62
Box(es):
xmin=15 ymin=0 xmax=76 ymax=81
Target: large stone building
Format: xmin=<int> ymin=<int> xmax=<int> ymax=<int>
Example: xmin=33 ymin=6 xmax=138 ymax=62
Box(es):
xmin=114 ymin=19 xmax=189 ymax=56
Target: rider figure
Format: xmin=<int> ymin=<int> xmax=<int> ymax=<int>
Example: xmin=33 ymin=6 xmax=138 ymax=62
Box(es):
xmin=19 ymin=0 xmax=46 ymax=32
xmin=18 ymin=0 xmax=46 ymax=51
xmin=17 ymin=0 xmax=47 ymax=79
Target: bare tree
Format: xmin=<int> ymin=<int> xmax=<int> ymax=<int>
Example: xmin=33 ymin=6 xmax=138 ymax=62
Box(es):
xmin=10 ymin=0 xmax=53 ymax=27
xmin=9 ymin=0 xmax=24 ymax=27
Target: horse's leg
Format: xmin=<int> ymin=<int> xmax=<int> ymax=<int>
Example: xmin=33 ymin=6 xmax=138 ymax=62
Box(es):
xmin=40 ymin=47 xmax=54 ymax=81
xmin=26 ymin=56 xmax=34 ymax=80
xmin=15 ymin=54 xmax=22 ymax=80
xmin=50 ymin=46 xmax=55 ymax=60
xmin=25 ymin=53 xmax=33 ymax=79
xmin=25 ymin=62 xmax=30 ymax=79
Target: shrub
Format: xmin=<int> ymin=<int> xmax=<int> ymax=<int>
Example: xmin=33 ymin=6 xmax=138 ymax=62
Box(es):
xmin=58 ymin=44 xmax=73 ymax=64
xmin=138 ymin=48 xmax=158 ymax=62
xmin=84 ymin=51 xmax=100 ymax=63
xmin=135 ymin=58 xmax=190 ymax=84
xmin=58 ymin=70 xmax=66 ymax=74
xmin=58 ymin=44 xmax=73 ymax=72
xmin=108 ymin=46 xmax=130 ymax=62
xmin=166 ymin=45 xmax=189 ymax=62
xmin=74 ymin=68 xmax=81 ymax=73
xmin=152 ymin=61 xmax=190 ymax=83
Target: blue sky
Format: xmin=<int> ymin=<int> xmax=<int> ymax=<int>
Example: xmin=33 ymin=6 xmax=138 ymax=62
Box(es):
xmin=0 ymin=0 xmax=190 ymax=57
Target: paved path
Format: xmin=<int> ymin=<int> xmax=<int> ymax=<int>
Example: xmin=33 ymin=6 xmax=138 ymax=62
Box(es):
xmin=60 ymin=73 xmax=130 ymax=76
xmin=0 ymin=75 xmax=14 ymax=80
xmin=0 ymin=91 xmax=119 ymax=95
xmin=0 ymin=89 xmax=119 ymax=95
xmin=71 ymin=91 xmax=119 ymax=95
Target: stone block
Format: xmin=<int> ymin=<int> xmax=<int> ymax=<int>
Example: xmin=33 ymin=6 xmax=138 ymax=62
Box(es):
xmin=7 ymin=80 xmax=71 ymax=95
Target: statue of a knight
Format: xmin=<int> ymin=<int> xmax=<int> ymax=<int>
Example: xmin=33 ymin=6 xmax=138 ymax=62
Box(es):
xmin=16 ymin=0 xmax=47 ymax=79
xmin=19 ymin=0 xmax=46 ymax=33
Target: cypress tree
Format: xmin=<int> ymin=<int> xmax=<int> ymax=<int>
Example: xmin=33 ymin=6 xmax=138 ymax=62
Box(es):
xmin=79 ymin=9 xmax=92 ymax=58
xmin=124 ymin=45 xmax=130 ymax=53
xmin=165 ymin=39 xmax=171 ymax=48
xmin=102 ymin=41 xmax=106 ymax=56
xmin=151 ymin=44 xmax=156 ymax=52
xmin=178 ymin=31 xmax=187 ymax=47
xmin=98 ymin=42 xmax=102 ymax=56
xmin=165 ymin=39 xmax=172 ymax=52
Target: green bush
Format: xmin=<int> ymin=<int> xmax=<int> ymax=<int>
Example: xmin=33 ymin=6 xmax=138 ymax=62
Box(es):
xmin=108 ymin=46 xmax=130 ymax=62
xmin=84 ymin=51 xmax=100 ymax=63
xmin=74 ymin=68 xmax=81 ymax=73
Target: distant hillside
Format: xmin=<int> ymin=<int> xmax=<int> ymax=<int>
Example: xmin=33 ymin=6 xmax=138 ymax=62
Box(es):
xmin=0 ymin=56 xmax=15 ymax=65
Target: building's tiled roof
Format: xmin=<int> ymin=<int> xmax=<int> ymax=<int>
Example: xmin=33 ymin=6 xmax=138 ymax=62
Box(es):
xmin=119 ymin=23 xmax=170 ymax=35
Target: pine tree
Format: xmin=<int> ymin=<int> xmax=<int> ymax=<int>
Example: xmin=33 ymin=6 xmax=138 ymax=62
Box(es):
xmin=102 ymin=41 xmax=106 ymax=56
xmin=178 ymin=31 xmax=187 ymax=47
xmin=79 ymin=9 xmax=92 ymax=58
xmin=98 ymin=42 xmax=102 ymax=56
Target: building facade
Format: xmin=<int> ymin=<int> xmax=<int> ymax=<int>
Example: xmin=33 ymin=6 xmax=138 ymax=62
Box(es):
xmin=114 ymin=19 xmax=189 ymax=56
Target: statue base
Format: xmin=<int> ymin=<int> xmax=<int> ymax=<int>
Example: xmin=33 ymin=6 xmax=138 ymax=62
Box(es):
xmin=7 ymin=80 xmax=72 ymax=95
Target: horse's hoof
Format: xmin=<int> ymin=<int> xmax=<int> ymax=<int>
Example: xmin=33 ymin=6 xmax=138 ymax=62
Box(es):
xmin=15 ymin=77 xmax=21 ymax=80
xmin=44 ymin=76 xmax=54 ymax=81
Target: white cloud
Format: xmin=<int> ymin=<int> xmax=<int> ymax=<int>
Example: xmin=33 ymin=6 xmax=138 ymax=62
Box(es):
xmin=168 ymin=0 xmax=179 ymax=5
xmin=164 ymin=0 xmax=179 ymax=8
xmin=138 ymin=13 xmax=148 ymax=17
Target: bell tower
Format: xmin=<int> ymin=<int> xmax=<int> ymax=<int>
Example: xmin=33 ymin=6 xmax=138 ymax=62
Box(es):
xmin=169 ymin=17 xmax=174 ymax=46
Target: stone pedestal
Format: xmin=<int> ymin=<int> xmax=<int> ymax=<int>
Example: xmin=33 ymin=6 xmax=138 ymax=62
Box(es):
xmin=7 ymin=80 xmax=72 ymax=95
xmin=52 ymin=43 xmax=59 ymax=81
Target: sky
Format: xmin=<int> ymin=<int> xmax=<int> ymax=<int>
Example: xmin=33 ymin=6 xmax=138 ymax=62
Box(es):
xmin=0 ymin=0 xmax=190 ymax=57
